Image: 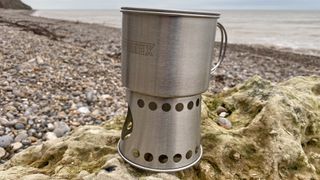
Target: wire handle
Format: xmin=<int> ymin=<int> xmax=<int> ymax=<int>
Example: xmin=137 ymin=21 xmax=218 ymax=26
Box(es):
xmin=210 ymin=22 xmax=228 ymax=75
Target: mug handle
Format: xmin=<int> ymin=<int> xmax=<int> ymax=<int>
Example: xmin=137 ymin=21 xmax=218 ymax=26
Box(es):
xmin=210 ymin=22 xmax=228 ymax=75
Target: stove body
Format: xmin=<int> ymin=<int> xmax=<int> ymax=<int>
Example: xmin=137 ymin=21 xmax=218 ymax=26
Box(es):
xmin=118 ymin=7 xmax=226 ymax=172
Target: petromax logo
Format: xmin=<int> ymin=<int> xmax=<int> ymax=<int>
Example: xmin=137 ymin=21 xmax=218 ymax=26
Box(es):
xmin=123 ymin=39 xmax=155 ymax=56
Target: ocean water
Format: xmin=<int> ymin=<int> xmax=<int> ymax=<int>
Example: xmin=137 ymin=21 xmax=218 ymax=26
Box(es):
xmin=33 ymin=10 xmax=320 ymax=56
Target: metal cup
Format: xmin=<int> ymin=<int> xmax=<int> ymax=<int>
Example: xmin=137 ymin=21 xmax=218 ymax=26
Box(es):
xmin=118 ymin=7 xmax=227 ymax=172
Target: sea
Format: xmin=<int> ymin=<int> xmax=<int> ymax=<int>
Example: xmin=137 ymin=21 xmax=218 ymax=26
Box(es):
xmin=32 ymin=10 xmax=320 ymax=56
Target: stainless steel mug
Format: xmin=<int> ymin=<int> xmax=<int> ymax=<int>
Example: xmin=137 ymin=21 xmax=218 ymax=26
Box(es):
xmin=118 ymin=7 xmax=227 ymax=172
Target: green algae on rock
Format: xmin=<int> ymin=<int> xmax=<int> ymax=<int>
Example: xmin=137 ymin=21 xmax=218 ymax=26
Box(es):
xmin=0 ymin=76 xmax=320 ymax=179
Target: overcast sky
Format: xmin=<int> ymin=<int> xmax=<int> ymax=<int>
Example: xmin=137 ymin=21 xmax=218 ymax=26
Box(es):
xmin=22 ymin=0 xmax=320 ymax=10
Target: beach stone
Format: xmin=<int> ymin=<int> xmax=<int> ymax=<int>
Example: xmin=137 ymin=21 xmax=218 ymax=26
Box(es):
xmin=36 ymin=56 xmax=45 ymax=65
xmin=14 ymin=123 xmax=25 ymax=130
xmin=11 ymin=142 xmax=23 ymax=151
xmin=14 ymin=131 xmax=28 ymax=142
xmin=27 ymin=119 xmax=34 ymax=126
xmin=0 ymin=118 xmax=16 ymax=127
xmin=0 ymin=76 xmax=319 ymax=179
xmin=44 ymin=132 xmax=57 ymax=141
xmin=21 ymin=139 xmax=31 ymax=146
xmin=217 ymin=117 xmax=232 ymax=129
xmin=0 ymin=135 xmax=13 ymax=148
xmin=219 ymin=112 xmax=228 ymax=118
xmin=53 ymin=121 xmax=70 ymax=137
xmin=0 ymin=117 xmax=10 ymax=127
xmin=216 ymin=106 xmax=227 ymax=115
xmin=27 ymin=129 xmax=36 ymax=136
xmin=86 ymin=90 xmax=97 ymax=103
xmin=47 ymin=123 xmax=54 ymax=131
xmin=77 ymin=107 xmax=90 ymax=114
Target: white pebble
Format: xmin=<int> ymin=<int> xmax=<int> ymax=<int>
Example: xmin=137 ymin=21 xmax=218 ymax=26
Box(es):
xmin=219 ymin=112 xmax=229 ymax=118
xmin=45 ymin=132 xmax=58 ymax=141
xmin=77 ymin=107 xmax=90 ymax=114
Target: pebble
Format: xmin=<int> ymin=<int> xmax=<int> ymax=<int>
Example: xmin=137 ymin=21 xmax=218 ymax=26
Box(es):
xmin=14 ymin=123 xmax=25 ymax=130
xmin=27 ymin=129 xmax=37 ymax=136
xmin=91 ymin=109 xmax=100 ymax=117
xmin=47 ymin=123 xmax=55 ymax=131
xmin=36 ymin=56 xmax=45 ymax=64
xmin=232 ymin=152 xmax=241 ymax=161
xmin=29 ymin=137 xmax=38 ymax=143
xmin=14 ymin=131 xmax=28 ymax=142
xmin=78 ymin=107 xmax=90 ymax=114
xmin=86 ymin=90 xmax=96 ymax=103
xmin=219 ymin=112 xmax=229 ymax=118
xmin=217 ymin=117 xmax=232 ymax=129
xmin=44 ymin=132 xmax=58 ymax=141
xmin=11 ymin=142 xmax=23 ymax=151
xmin=27 ymin=119 xmax=34 ymax=126
xmin=70 ymin=121 xmax=80 ymax=127
xmin=0 ymin=135 xmax=14 ymax=148
xmin=216 ymin=106 xmax=228 ymax=115
xmin=0 ymin=147 xmax=6 ymax=159
xmin=0 ymin=118 xmax=16 ymax=127
xmin=53 ymin=121 xmax=70 ymax=137
xmin=21 ymin=139 xmax=32 ymax=146
xmin=0 ymin=117 xmax=10 ymax=127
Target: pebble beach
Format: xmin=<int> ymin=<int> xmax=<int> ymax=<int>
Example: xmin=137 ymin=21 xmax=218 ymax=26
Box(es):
xmin=0 ymin=9 xmax=320 ymax=162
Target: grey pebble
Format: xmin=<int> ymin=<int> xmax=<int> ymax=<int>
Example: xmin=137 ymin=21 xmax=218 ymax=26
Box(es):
xmin=14 ymin=123 xmax=25 ymax=130
xmin=0 ymin=135 xmax=14 ymax=148
xmin=27 ymin=129 xmax=37 ymax=136
xmin=14 ymin=131 xmax=28 ymax=142
xmin=0 ymin=117 xmax=9 ymax=126
xmin=21 ymin=139 xmax=31 ymax=146
xmin=53 ymin=121 xmax=70 ymax=137
xmin=0 ymin=118 xmax=16 ymax=127
xmin=86 ymin=90 xmax=96 ymax=103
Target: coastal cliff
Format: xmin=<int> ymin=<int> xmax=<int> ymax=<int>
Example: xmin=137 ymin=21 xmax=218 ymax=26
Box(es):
xmin=0 ymin=0 xmax=31 ymax=10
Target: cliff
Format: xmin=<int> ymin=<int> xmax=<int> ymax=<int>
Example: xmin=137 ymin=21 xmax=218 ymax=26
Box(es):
xmin=0 ymin=0 xmax=31 ymax=10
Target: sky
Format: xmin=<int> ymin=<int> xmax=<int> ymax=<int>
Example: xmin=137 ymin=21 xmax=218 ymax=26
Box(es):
xmin=22 ymin=0 xmax=320 ymax=10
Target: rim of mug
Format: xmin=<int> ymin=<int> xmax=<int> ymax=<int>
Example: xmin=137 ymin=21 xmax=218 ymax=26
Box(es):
xmin=121 ymin=7 xmax=220 ymax=18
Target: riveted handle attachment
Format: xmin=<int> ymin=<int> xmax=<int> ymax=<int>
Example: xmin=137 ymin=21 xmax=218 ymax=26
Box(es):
xmin=210 ymin=22 xmax=228 ymax=74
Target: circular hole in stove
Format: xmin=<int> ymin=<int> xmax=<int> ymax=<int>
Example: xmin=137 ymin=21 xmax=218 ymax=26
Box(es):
xmin=162 ymin=103 xmax=171 ymax=112
xmin=144 ymin=153 xmax=153 ymax=162
xmin=158 ymin=154 xmax=168 ymax=163
xmin=173 ymin=154 xmax=182 ymax=163
xmin=149 ymin=102 xmax=157 ymax=111
xmin=187 ymin=101 xmax=194 ymax=110
xmin=137 ymin=99 xmax=145 ymax=108
xmin=175 ymin=103 xmax=184 ymax=112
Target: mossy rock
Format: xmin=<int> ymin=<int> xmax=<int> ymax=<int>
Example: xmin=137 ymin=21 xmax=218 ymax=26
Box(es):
xmin=0 ymin=76 xmax=320 ymax=179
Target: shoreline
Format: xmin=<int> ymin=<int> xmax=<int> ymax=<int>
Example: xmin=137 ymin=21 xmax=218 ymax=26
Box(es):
xmin=0 ymin=9 xmax=319 ymax=161
xmin=30 ymin=9 xmax=320 ymax=57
